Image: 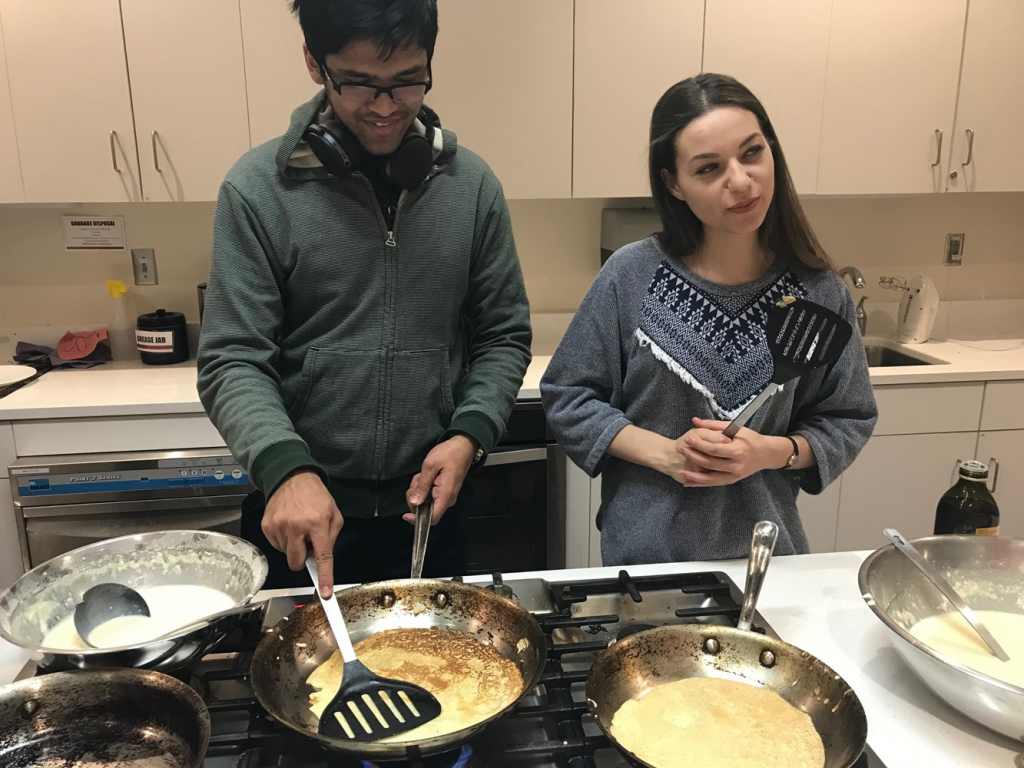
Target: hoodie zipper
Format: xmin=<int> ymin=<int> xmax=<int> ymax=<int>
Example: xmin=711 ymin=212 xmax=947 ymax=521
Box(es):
xmin=385 ymin=190 xmax=406 ymax=248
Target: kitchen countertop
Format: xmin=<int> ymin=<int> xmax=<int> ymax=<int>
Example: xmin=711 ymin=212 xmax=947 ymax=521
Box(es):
xmin=0 ymin=331 xmax=1022 ymax=421
xmin=1 ymin=551 xmax=1020 ymax=766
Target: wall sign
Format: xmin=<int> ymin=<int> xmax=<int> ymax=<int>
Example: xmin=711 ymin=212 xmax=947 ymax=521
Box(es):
xmin=62 ymin=215 xmax=126 ymax=250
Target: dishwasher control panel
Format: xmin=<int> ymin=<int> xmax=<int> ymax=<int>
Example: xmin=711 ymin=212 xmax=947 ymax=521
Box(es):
xmin=9 ymin=450 xmax=253 ymax=505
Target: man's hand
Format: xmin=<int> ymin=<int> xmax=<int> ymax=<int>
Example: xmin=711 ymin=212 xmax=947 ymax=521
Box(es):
xmin=404 ymin=435 xmax=477 ymax=525
xmin=262 ymin=470 xmax=343 ymax=598
xmin=674 ymin=417 xmax=779 ymax=487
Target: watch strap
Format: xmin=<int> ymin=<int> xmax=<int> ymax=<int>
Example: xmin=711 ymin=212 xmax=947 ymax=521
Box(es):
xmin=781 ymin=436 xmax=799 ymax=470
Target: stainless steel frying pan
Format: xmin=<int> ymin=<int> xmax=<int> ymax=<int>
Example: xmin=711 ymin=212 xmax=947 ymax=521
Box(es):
xmin=250 ymin=577 xmax=547 ymax=760
xmin=0 ymin=667 xmax=210 ymax=767
xmin=586 ymin=523 xmax=868 ymax=768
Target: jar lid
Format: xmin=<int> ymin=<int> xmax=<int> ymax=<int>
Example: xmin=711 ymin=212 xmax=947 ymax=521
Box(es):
xmin=137 ymin=308 xmax=186 ymax=329
xmin=958 ymin=459 xmax=989 ymax=480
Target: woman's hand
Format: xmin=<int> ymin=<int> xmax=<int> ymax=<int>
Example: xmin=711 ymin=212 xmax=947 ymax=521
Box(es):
xmin=675 ymin=417 xmax=790 ymax=487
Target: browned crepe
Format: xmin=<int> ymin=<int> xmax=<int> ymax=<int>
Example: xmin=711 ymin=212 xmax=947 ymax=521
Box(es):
xmin=308 ymin=627 xmax=523 ymax=742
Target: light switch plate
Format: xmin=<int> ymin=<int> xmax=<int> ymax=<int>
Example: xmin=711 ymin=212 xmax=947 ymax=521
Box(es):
xmin=944 ymin=233 xmax=964 ymax=266
xmin=131 ymin=248 xmax=159 ymax=285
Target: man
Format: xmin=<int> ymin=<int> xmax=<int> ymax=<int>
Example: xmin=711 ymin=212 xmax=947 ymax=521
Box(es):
xmin=197 ymin=0 xmax=531 ymax=598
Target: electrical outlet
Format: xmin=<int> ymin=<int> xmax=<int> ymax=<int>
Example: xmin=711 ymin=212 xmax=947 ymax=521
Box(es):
xmin=944 ymin=233 xmax=964 ymax=266
xmin=131 ymin=248 xmax=159 ymax=285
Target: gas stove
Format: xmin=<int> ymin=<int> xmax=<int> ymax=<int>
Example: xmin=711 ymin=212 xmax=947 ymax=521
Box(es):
xmin=31 ymin=570 xmax=887 ymax=767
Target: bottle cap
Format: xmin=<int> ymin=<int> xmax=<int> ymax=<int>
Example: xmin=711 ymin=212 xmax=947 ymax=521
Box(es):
xmin=105 ymin=279 xmax=128 ymax=299
xmin=958 ymin=460 xmax=989 ymax=480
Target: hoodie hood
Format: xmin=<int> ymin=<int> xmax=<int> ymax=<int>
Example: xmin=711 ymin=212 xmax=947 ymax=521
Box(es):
xmin=274 ymin=90 xmax=457 ymax=181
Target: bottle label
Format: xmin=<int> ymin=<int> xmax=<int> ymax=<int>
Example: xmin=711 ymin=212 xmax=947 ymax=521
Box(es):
xmin=975 ymin=526 xmax=1000 ymax=536
xmin=135 ymin=329 xmax=174 ymax=353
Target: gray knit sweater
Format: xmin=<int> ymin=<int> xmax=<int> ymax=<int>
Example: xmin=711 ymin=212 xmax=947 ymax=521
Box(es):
xmin=541 ymin=237 xmax=877 ymax=565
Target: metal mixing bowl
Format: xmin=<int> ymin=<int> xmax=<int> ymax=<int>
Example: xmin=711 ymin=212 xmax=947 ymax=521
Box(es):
xmin=0 ymin=530 xmax=267 ymax=672
xmin=858 ymin=534 xmax=1024 ymax=741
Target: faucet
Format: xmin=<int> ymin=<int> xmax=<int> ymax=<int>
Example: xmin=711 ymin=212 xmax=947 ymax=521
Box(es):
xmin=839 ymin=266 xmax=868 ymax=335
xmin=839 ymin=265 xmax=866 ymax=290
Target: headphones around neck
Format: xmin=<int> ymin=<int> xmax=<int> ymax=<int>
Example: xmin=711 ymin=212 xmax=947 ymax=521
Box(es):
xmin=303 ymin=104 xmax=442 ymax=191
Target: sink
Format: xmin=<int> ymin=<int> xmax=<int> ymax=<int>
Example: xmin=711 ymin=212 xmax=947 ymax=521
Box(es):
xmin=863 ymin=345 xmax=935 ymax=367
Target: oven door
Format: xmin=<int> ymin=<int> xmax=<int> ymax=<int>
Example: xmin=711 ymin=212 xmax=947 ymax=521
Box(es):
xmin=18 ymin=496 xmax=246 ymax=571
xmin=461 ymin=444 xmax=563 ymax=576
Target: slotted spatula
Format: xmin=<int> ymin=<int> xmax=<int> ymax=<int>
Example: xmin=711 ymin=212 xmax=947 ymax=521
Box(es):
xmin=304 ymin=554 xmax=442 ymax=741
xmin=723 ymin=296 xmax=853 ymax=438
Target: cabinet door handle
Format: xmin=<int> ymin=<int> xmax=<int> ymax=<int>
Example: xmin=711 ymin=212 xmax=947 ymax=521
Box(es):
xmin=962 ymin=128 xmax=974 ymax=167
xmin=988 ymin=456 xmax=999 ymax=493
xmin=931 ymin=129 xmax=943 ymax=167
xmin=152 ymin=131 xmax=162 ymax=172
xmin=109 ymin=131 xmax=121 ymax=173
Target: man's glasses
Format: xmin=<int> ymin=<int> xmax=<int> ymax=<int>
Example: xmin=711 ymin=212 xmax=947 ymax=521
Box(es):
xmin=321 ymin=68 xmax=431 ymax=105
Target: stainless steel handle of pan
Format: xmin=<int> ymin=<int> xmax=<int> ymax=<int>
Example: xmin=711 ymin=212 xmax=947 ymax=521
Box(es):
xmin=737 ymin=520 xmax=779 ymax=631
xmin=411 ymin=498 xmax=432 ymax=579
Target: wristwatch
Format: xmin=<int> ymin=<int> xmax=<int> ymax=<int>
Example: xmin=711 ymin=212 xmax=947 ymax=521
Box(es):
xmin=781 ymin=436 xmax=799 ymax=470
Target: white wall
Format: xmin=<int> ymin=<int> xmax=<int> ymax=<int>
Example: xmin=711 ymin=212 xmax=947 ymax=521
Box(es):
xmin=0 ymin=192 xmax=1022 ymax=332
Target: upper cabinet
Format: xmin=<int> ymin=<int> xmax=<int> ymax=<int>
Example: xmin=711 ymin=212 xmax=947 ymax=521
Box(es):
xmin=428 ymin=0 xmax=573 ymax=200
xmin=703 ymin=0 xmax=832 ymax=196
xmin=945 ymin=0 xmax=1024 ymax=193
xmin=240 ymin=0 xmax=319 ymax=148
xmin=816 ymin=0 xmax=967 ymax=195
xmin=573 ymin=0 xmax=704 ymax=199
xmin=121 ymin=0 xmax=251 ymax=202
xmin=0 ymin=0 xmax=140 ymax=202
xmin=0 ymin=12 xmax=23 ymax=203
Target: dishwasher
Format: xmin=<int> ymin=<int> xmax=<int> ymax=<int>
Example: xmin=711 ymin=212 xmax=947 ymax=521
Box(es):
xmin=8 ymin=449 xmax=252 ymax=572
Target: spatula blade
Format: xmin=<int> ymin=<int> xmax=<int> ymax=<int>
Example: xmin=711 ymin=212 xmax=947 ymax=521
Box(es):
xmin=768 ymin=297 xmax=853 ymax=383
xmin=318 ymin=658 xmax=442 ymax=741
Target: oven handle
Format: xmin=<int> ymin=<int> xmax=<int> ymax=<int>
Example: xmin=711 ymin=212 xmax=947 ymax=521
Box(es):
xmin=23 ymin=505 xmax=242 ymax=539
xmin=483 ymin=447 xmax=548 ymax=467
xmin=19 ymin=494 xmax=250 ymax=519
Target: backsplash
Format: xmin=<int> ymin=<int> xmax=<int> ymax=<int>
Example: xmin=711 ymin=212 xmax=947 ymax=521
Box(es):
xmin=0 ymin=192 xmax=1022 ymax=333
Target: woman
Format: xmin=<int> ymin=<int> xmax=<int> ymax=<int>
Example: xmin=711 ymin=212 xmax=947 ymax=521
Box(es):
xmin=541 ymin=74 xmax=877 ymax=565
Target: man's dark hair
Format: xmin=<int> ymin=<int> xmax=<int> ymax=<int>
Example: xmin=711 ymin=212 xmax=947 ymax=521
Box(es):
xmin=292 ymin=0 xmax=439 ymax=67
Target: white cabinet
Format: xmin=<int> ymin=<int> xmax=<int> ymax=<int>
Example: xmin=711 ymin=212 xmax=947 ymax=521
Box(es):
xmin=798 ymin=480 xmax=840 ymax=553
xmin=0 ymin=0 xmax=141 ymax=202
xmin=0 ymin=14 xmax=23 ymax=203
xmin=872 ymin=383 xmax=983 ymax=436
xmin=816 ymin=0 xmax=966 ymax=195
xmin=979 ymin=380 xmax=1024 ymax=432
xmin=702 ymin=0 xmax=832 ymax=196
xmin=121 ymin=0 xmax=251 ymax=201
xmin=946 ymin=0 xmax=1024 ymax=193
xmin=240 ymin=0 xmax=319 ymax=148
xmin=0 ymin=422 xmax=13 ymax=478
xmin=835 ymin=432 xmax=978 ymax=551
xmin=428 ymin=0 xmax=573 ymax=199
xmin=573 ymin=0 xmax=703 ymax=198
xmin=0 ymin=480 xmax=23 ymax=589
xmin=976 ymin=431 xmax=1024 ymax=540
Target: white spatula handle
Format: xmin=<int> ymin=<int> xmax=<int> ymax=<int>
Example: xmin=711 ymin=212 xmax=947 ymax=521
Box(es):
xmin=305 ymin=554 xmax=357 ymax=663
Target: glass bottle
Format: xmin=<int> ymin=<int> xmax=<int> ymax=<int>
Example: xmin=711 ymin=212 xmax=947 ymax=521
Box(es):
xmin=934 ymin=459 xmax=1000 ymax=536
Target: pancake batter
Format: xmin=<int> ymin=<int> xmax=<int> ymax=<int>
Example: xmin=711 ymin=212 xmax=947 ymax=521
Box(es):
xmin=609 ymin=677 xmax=824 ymax=768
xmin=307 ymin=626 xmax=523 ymax=742
xmin=910 ymin=610 xmax=1024 ymax=688
xmin=41 ymin=584 xmax=235 ymax=650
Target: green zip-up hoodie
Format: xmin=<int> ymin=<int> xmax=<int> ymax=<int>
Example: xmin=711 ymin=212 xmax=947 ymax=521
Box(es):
xmin=197 ymin=92 xmax=531 ymax=516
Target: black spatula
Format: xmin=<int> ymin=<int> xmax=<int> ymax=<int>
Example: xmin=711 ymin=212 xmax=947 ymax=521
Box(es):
xmin=723 ymin=296 xmax=853 ymax=438
xmin=304 ymin=555 xmax=442 ymax=741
